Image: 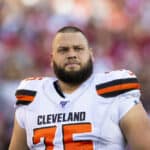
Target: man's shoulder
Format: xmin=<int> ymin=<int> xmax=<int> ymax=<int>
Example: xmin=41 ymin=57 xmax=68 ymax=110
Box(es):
xmin=17 ymin=76 xmax=47 ymax=88
xmin=15 ymin=76 xmax=54 ymax=105
xmin=94 ymin=69 xmax=140 ymax=98
xmin=94 ymin=69 xmax=138 ymax=82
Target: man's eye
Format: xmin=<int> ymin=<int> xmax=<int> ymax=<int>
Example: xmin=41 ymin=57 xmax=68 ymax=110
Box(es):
xmin=58 ymin=48 xmax=68 ymax=52
xmin=74 ymin=47 xmax=83 ymax=51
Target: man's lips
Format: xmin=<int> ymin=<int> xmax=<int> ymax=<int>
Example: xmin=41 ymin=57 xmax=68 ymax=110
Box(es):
xmin=65 ymin=61 xmax=80 ymax=65
xmin=65 ymin=62 xmax=80 ymax=67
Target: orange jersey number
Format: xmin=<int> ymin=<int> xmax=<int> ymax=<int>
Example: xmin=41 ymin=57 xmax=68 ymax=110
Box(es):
xmin=33 ymin=126 xmax=56 ymax=150
xmin=33 ymin=123 xmax=93 ymax=150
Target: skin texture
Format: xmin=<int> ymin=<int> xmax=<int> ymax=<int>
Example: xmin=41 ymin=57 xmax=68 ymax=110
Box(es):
xmin=9 ymin=117 xmax=29 ymax=150
xmin=9 ymin=31 xmax=150 ymax=150
xmin=51 ymin=32 xmax=94 ymax=93
xmin=120 ymin=103 xmax=150 ymax=150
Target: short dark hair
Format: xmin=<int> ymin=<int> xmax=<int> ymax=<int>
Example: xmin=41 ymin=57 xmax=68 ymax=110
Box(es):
xmin=57 ymin=26 xmax=86 ymax=36
xmin=56 ymin=26 xmax=88 ymax=45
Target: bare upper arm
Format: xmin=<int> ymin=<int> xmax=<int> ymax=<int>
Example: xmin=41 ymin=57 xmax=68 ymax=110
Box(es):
xmin=120 ymin=102 xmax=150 ymax=150
xmin=9 ymin=116 xmax=29 ymax=150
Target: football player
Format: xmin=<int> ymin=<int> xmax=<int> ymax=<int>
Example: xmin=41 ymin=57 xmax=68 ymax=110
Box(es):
xmin=9 ymin=26 xmax=150 ymax=150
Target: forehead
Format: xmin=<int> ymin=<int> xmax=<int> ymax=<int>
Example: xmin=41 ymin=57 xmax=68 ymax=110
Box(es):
xmin=52 ymin=32 xmax=88 ymax=48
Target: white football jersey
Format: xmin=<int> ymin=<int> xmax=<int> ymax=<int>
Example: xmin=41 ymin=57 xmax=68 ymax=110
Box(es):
xmin=15 ymin=69 xmax=141 ymax=150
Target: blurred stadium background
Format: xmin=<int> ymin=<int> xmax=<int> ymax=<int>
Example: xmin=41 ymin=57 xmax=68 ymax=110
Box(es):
xmin=0 ymin=0 xmax=150 ymax=149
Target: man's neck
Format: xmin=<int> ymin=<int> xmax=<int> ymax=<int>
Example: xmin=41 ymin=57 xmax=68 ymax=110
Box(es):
xmin=57 ymin=80 xmax=80 ymax=94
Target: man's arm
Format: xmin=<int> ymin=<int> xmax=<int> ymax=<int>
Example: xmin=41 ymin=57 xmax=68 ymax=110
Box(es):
xmin=9 ymin=116 xmax=29 ymax=150
xmin=120 ymin=102 xmax=150 ymax=150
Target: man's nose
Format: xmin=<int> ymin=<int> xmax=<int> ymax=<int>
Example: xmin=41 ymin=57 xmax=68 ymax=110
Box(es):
xmin=67 ymin=48 xmax=77 ymax=58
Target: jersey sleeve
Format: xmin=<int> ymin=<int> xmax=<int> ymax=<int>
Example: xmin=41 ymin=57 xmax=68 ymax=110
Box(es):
xmin=14 ymin=77 xmax=44 ymax=127
xmin=117 ymin=89 xmax=141 ymax=120
xmin=96 ymin=69 xmax=140 ymax=98
xmin=111 ymin=70 xmax=141 ymax=120
xmin=115 ymin=70 xmax=141 ymax=120
xmin=15 ymin=78 xmax=39 ymax=105
xmin=95 ymin=69 xmax=141 ymax=120
xmin=15 ymin=107 xmax=26 ymax=128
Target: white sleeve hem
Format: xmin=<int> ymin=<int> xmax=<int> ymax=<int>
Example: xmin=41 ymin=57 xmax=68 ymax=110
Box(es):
xmin=15 ymin=107 xmax=25 ymax=129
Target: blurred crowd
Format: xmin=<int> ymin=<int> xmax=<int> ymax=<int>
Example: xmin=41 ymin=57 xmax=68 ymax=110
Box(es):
xmin=0 ymin=0 xmax=150 ymax=149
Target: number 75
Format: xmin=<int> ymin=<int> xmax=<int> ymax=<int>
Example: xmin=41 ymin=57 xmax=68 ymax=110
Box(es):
xmin=33 ymin=123 xmax=93 ymax=150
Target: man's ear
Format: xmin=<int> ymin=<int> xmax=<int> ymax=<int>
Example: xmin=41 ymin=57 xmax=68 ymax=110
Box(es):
xmin=89 ymin=48 xmax=94 ymax=62
xmin=50 ymin=53 xmax=53 ymax=68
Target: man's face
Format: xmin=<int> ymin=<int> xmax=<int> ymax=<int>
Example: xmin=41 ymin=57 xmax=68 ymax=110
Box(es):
xmin=51 ymin=32 xmax=94 ymax=85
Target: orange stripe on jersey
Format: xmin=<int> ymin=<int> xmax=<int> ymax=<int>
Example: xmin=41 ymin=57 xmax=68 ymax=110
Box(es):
xmin=97 ymin=83 xmax=140 ymax=95
xmin=96 ymin=78 xmax=140 ymax=97
xmin=15 ymin=89 xmax=36 ymax=105
xmin=16 ymin=95 xmax=35 ymax=102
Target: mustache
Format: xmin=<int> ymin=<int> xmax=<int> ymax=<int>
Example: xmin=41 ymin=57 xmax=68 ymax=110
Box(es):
xmin=64 ymin=60 xmax=80 ymax=65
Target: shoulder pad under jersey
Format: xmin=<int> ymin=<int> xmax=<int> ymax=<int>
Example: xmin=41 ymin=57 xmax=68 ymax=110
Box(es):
xmin=95 ymin=69 xmax=140 ymax=98
xmin=15 ymin=77 xmax=44 ymax=105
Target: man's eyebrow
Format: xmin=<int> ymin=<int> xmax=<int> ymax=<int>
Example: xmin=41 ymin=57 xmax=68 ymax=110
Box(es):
xmin=73 ymin=45 xmax=84 ymax=47
xmin=57 ymin=46 xmax=69 ymax=51
xmin=57 ymin=46 xmax=69 ymax=49
xmin=58 ymin=44 xmax=83 ymax=48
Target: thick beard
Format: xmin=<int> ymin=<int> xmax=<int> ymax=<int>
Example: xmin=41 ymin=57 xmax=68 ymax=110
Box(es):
xmin=53 ymin=58 xmax=93 ymax=85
